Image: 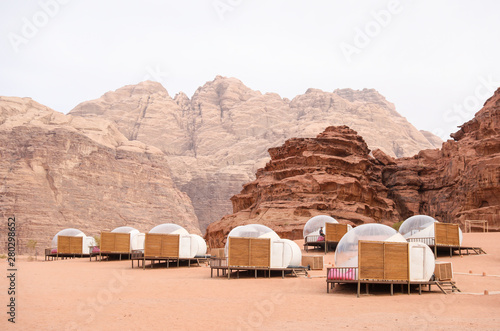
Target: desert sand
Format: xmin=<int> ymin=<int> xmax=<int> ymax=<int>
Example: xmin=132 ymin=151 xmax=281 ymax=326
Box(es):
xmin=1 ymin=232 xmax=499 ymax=330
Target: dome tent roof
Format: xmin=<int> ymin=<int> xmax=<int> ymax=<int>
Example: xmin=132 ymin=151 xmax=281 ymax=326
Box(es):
xmin=303 ymin=215 xmax=338 ymax=238
xmin=51 ymin=228 xmax=85 ymax=247
xmin=335 ymin=223 xmax=405 ymax=267
xmin=399 ymin=215 xmax=437 ymax=238
xmin=149 ymin=223 xmax=189 ymax=235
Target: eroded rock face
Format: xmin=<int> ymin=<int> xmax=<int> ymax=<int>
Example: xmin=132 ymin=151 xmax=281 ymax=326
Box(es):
xmin=69 ymin=77 xmax=441 ymax=232
xmin=0 ymin=97 xmax=200 ymax=251
xmin=383 ymin=88 xmax=500 ymax=231
xmin=205 ymin=126 xmax=401 ymax=248
xmin=205 ymin=88 xmax=500 ymax=246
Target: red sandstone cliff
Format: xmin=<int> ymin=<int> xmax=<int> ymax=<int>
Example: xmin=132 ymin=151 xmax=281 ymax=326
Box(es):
xmin=205 ymin=126 xmax=401 ymax=248
xmin=382 ymin=88 xmax=500 ymax=230
xmin=205 ymin=88 xmax=500 ymax=247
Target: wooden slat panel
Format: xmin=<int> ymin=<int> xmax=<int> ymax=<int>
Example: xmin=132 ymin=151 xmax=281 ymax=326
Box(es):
xmin=161 ymin=234 xmax=179 ymax=258
xmin=69 ymin=236 xmax=83 ymax=255
xmin=114 ymin=233 xmax=130 ymax=253
xmin=384 ymin=242 xmax=408 ymax=280
xmin=359 ymin=241 xmax=409 ymax=281
xmin=100 ymin=232 xmax=115 ymax=252
xmin=100 ymin=232 xmax=130 ymax=253
xmin=145 ymin=233 xmax=162 ymax=257
xmin=144 ymin=234 xmax=179 ymax=258
xmin=435 ymin=223 xmax=460 ymax=246
xmin=250 ymin=238 xmax=271 ymax=267
xmin=228 ymin=237 xmax=250 ymax=267
xmin=435 ymin=263 xmax=453 ymax=281
xmin=325 ymin=223 xmax=348 ymax=242
xmin=57 ymin=236 xmax=71 ymax=254
xmin=228 ymin=237 xmax=271 ymax=267
xmin=359 ymin=241 xmax=384 ymax=280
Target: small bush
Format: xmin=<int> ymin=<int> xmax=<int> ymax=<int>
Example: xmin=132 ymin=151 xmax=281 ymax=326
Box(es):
xmin=392 ymin=221 xmax=404 ymax=231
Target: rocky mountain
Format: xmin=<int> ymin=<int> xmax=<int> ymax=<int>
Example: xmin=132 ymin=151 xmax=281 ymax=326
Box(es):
xmin=0 ymin=97 xmax=200 ymax=251
xmin=383 ymin=87 xmax=500 ymax=230
xmin=69 ymin=77 xmax=441 ymax=231
xmin=205 ymin=126 xmax=401 ymax=248
xmin=205 ymin=88 xmax=500 ymax=246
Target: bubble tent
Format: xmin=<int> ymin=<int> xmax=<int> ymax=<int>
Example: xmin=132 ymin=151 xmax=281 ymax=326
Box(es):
xmin=303 ymin=215 xmax=338 ymax=239
xmin=50 ymin=228 xmax=96 ymax=255
xmin=399 ymin=215 xmax=438 ymax=238
xmin=399 ymin=215 xmax=463 ymax=245
xmin=110 ymin=226 xmax=145 ymax=251
xmin=335 ymin=224 xmax=405 ymax=268
xmin=224 ymin=224 xmax=302 ymax=268
xmin=148 ymin=223 xmax=207 ymax=258
xmin=333 ymin=223 xmax=435 ymax=282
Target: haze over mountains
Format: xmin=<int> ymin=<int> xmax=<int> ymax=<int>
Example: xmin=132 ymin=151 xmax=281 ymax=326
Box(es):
xmin=69 ymin=76 xmax=441 ymax=230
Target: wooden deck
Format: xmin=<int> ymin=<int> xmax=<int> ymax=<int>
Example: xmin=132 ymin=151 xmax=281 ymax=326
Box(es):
xmin=326 ymin=267 xmax=460 ymax=297
xmin=44 ymin=247 xmax=98 ymax=261
xmin=407 ymin=237 xmax=486 ymax=257
xmin=210 ymin=257 xmax=308 ymax=279
xmin=130 ymin=250 xmax=210 ymax=269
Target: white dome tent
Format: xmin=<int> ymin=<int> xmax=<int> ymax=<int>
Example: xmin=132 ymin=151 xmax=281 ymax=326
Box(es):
xmin=333 ymin=223 xmax=435 ymax=282
xmin=50 ymin=228 xmax=96 ymax=256
xmin=148 ymin=223 xmax=207 ymax=259
xmin=335 ymin=224 xmax=406 ymax=268
xmin=218 ymin=224 xmax=303 ymax=278
xmin=111 ymin=226 xmax=145 ymax=251
xmin=303 ymin=215 xmax=338 ymax=240
xmin=399 ymin=215 xmax=463 ymax=246
xmin=303 ymin=215 xmax=352 ymax=253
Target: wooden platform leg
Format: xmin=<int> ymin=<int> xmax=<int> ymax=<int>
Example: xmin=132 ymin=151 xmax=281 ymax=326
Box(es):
xmin=366 ymin=283 xmax=369 ymax=295
xmin=327 ymin=282 xmax=330 ymax=293
xmin=357 ymin=281 xmax=360 ymax=298
xmin=391 ymin=284 xmax=393 ymax=296
xmin=255 ymin=270 xmax=257 ymax=279
xmin=419 ymin=284 xmax=422 ymax=295
xmin=282 ymin=270 xmax=284 ymax=279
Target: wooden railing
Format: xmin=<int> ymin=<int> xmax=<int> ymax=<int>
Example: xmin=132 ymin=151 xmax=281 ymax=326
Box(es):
xmin=407 ymin=237 xmax=435 ymax=246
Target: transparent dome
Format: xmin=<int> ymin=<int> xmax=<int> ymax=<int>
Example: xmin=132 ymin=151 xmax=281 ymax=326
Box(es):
xmin=399 ymin=215 xmax=437 ymax=238
xmin=303 ymin=215 xmax=338 ymax=238
xmin=51 ymin=228 xmax=85 ymax=247
xmin=334 ymin=224 xmax=406 ymax=267
xmin=149 ymin=223 xmax=189 ymax=235
xmin=227 ymin=224 xmax=280 ymax=240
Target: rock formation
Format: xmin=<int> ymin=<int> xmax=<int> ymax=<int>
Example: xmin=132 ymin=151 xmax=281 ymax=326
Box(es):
xmin=0 ymin=96 xmax=200 ymax=251
xmin=205 ymin=88 xmax=500 ymax=246
xmin=382 ymin=87 xmax=500 ymax=231
xmin=205 ymin=126 xmax=401 ymax=248
xmin=69 ymin=77 xmax=441 ymax=231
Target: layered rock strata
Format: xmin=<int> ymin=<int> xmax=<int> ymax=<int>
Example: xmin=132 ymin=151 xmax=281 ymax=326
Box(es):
xmin=70 ymin=77 xmax=441 ymax=231
xmin=0 ymin=97 xmax=200 ymax=251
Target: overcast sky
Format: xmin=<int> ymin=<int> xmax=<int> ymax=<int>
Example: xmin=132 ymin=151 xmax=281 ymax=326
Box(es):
xmin=1 ymin=0 xmax=499 ymax=140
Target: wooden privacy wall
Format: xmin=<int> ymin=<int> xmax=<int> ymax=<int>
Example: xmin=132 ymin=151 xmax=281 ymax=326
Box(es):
xmin=57 ymin=236 xmax=83 ymax=254
xmin=358 ymin=241 xmax=409 ymax=281
xmin=434 ymin=223 xmax=460 ymax=246
xmin=144 ymin=233 xmax=179 ymax=258
xmin=325 ymin=223 xmax=348 ymax=242
xmin=100 ymin=232 xmax=130 ymax=253
xmin=228 ymin=237 xmax=271 ymax=268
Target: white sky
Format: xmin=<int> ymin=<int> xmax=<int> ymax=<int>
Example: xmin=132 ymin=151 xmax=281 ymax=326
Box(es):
xmin=1 ymin=0 xmax=499 ymax=140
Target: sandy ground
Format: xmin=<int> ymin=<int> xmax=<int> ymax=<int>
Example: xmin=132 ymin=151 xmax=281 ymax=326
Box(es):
xmin=1 ymin=233 xmax=500 ymax=331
